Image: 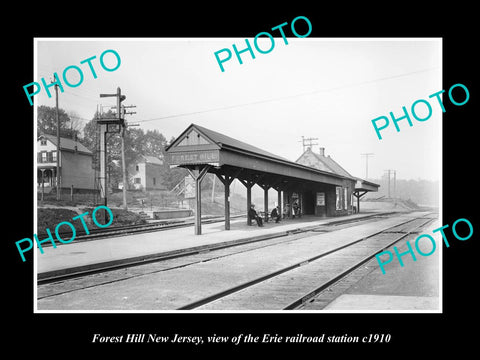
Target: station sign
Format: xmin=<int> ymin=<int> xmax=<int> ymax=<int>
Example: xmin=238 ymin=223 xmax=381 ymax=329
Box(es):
xmin=169 ymin=150 xmax=220 ymax=165
xmin=184 ymin=176 xmax=195 ymax=199
xmin=316 ymin=192 xmax=325 ymax=206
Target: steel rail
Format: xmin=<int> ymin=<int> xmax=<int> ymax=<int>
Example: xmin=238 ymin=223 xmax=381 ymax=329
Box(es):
xmin=176 ymin=216 xmax=431 ymax=310
xmin=283 ymin=217 xmax=435 ymax=310
xmin=37 ymin=213 xmax=391 ymax=285
xmin=37 ymin=214 xmax=246 ymax=246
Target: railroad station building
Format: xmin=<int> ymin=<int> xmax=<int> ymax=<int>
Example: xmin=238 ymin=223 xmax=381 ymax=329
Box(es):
xmin=165 ymin=124 xmax=379 ymax=234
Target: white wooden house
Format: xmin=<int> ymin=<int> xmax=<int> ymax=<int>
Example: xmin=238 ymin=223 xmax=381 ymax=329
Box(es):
xmin=37 ymin=134 xmax=95 ymax=191
xmin=126 ymin=154 xmax=165 ymax=191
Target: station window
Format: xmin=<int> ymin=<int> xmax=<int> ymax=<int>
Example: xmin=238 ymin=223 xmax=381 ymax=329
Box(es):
xmin=336 ymin=186 xmax=342 ymax=210
xmin=344 ymin=188 xmax=348 ymax=209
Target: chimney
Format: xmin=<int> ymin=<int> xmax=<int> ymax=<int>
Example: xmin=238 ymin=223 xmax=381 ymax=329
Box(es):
xmin=319 ymin=147 xmax=325 ymax=156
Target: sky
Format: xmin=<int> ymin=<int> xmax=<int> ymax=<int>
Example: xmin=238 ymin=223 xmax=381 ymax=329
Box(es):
xmin=34 ymin=38 xmax=442 ymax=181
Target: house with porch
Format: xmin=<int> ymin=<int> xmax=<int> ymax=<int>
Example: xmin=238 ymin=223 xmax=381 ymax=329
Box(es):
xmin=37 ymin=134 xmax=95 ymax=192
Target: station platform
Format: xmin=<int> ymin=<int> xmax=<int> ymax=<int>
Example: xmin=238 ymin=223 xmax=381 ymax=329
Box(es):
xmin=322 ymin=218 xmax=441 ymax=311
xmin=36 ymin=211 xmax=386 ymax=279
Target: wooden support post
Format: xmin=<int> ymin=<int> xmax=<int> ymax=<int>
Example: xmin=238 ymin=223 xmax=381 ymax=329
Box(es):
xmin=214 ymin=173 xmax=227 ymax=226
xmin=224 ymin=177 xmax=230 ymax=230
xmin=195 ymin=175 xmax=202 ymax=235
xmin=353 ymin=190 xmax=367 ymax=214
xmin=220 ymin=168 xmax=242 ymax=230
xmin=214 ymin=173 xmax=231 ymax=230
xmin=238 ymin=177 xmax=255 ymax=226
xmin=246 ymin=184 xmax=252 ymax=225
xmin=40 ymin=169 xmax=45 ymax=202
xmin=187 ymin=165 xmax=211 ymax=235
xmin=277 ymin=188 xmax=282 ymax=217
xmin=263 ymin=187 xmax=269 ymax=222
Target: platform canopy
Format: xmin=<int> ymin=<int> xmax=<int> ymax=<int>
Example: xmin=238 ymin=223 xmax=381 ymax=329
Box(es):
xmin=352 ymin=179 xmax=380 ymax=212
xmin=166 ymin=124 xmax=358 ymax=184
xmin=165 ymin=124 xmax=379 ymax=234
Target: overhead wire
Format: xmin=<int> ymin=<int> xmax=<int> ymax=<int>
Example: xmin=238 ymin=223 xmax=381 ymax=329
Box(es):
xmin=134 ymin=67 xmax=439 ymax=124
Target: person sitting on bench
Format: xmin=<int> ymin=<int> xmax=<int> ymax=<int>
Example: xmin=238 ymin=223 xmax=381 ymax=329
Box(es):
xmin=271 ymin=205 xmax=281 ymax=223
xmin=248 ymin=204 xmax=263 ymax=227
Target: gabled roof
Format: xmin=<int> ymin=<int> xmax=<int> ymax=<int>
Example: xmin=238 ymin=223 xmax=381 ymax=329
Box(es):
xmin=166 ymin=124 xmax=380 ymax=191
xmin=167 ymin=123 xmax=289 ymax=162
xmin=296 ymin=148 xmax=353 ymax=178
xmin=140 ymin=155 xmax=163 ymax=165
xmin=39 ymin=134 xmax=92 ymax=155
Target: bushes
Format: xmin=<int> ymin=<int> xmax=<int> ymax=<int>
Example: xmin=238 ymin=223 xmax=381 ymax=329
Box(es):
xmin=37 ymin=206 xmax=146 ymax=233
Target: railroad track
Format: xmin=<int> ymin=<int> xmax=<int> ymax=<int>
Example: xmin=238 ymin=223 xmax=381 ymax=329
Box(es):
xmin=38 ymin=213 xmax=247 ymax=246
xmin=37 ymin=211 xmax=394 ymax=284
xmin=180 ymin=215 xmax=436 ymax=310
xmin=36 ymin=211 xmax=437 ymax=311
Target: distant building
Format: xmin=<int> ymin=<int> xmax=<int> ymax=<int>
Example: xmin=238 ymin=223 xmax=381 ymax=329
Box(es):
xmin=126 ymin=155 xmax=165 ymax=191
xmin=296 ymin=146 xmax=379 ymax=214
xmin=37 ymin=134 xmax=95 ymax=191
xmin=295 ymin=146 xmax=355 ymax=216
xmin=295 ymin=147 xmax=353 ymax=177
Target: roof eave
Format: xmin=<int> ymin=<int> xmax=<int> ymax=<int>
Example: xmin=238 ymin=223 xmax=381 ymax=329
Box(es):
xmin=221 ymin=144 xmax=356 ymax=182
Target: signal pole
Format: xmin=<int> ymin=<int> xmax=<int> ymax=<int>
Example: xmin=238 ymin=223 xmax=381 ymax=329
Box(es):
xmin=98 ymin=87 xmax=127 ymax=222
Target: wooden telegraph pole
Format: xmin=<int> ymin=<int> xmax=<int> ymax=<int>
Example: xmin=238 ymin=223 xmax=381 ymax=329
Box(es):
xmin=54 ymin=75 xmax=61 ymax=200
xmin=361 ymin=153 xmax=374 ymax=180
xmin=120 ymin=104 xmax=137 ymax=210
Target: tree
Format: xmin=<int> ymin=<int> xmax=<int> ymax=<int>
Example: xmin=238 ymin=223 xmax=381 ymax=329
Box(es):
xmin=37 ymin=105 xmax=78 ymax=138
xmin=157 ymin=165 xmax=186 ymax=190
xmin=81 ymin=115 xmax=192 ymax=192
xmin=140 ymin=129 xmax=167 ymax=158
xmin=66 ymin=110 xmax=85 ymax=135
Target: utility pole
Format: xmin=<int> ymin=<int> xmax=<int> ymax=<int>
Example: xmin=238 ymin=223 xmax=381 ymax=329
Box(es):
xmin=385 ymin=169 xmax=396 ymax=198
xmin=120 ymin=124 xmax=128 ymax=209
xmin=361 ymin=153 xmax=374 ymax=179
xmin=120 ymin=104 xmax=137 ymax=210
xmin=54 ymin=75 xmax=61 ymax=201
xmin=299 ymin=136 xmax=319 ymax=152
xmin=393 ymin=170 xmax=397 ymax=198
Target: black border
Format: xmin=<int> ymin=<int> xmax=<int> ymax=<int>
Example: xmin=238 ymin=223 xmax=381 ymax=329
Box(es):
xmin=7 ymin=4 xmax=477 ymax=354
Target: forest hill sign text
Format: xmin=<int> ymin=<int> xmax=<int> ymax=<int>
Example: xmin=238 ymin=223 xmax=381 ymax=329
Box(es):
xmin=169 ymin=150 xmax=220 ymax=165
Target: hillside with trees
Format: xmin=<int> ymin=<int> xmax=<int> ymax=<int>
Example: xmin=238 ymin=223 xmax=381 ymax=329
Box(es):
xmin=365 ymin=176 xmax=440 ymax=208
xmin=38 ymin=105 xmax=188 ymax=192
